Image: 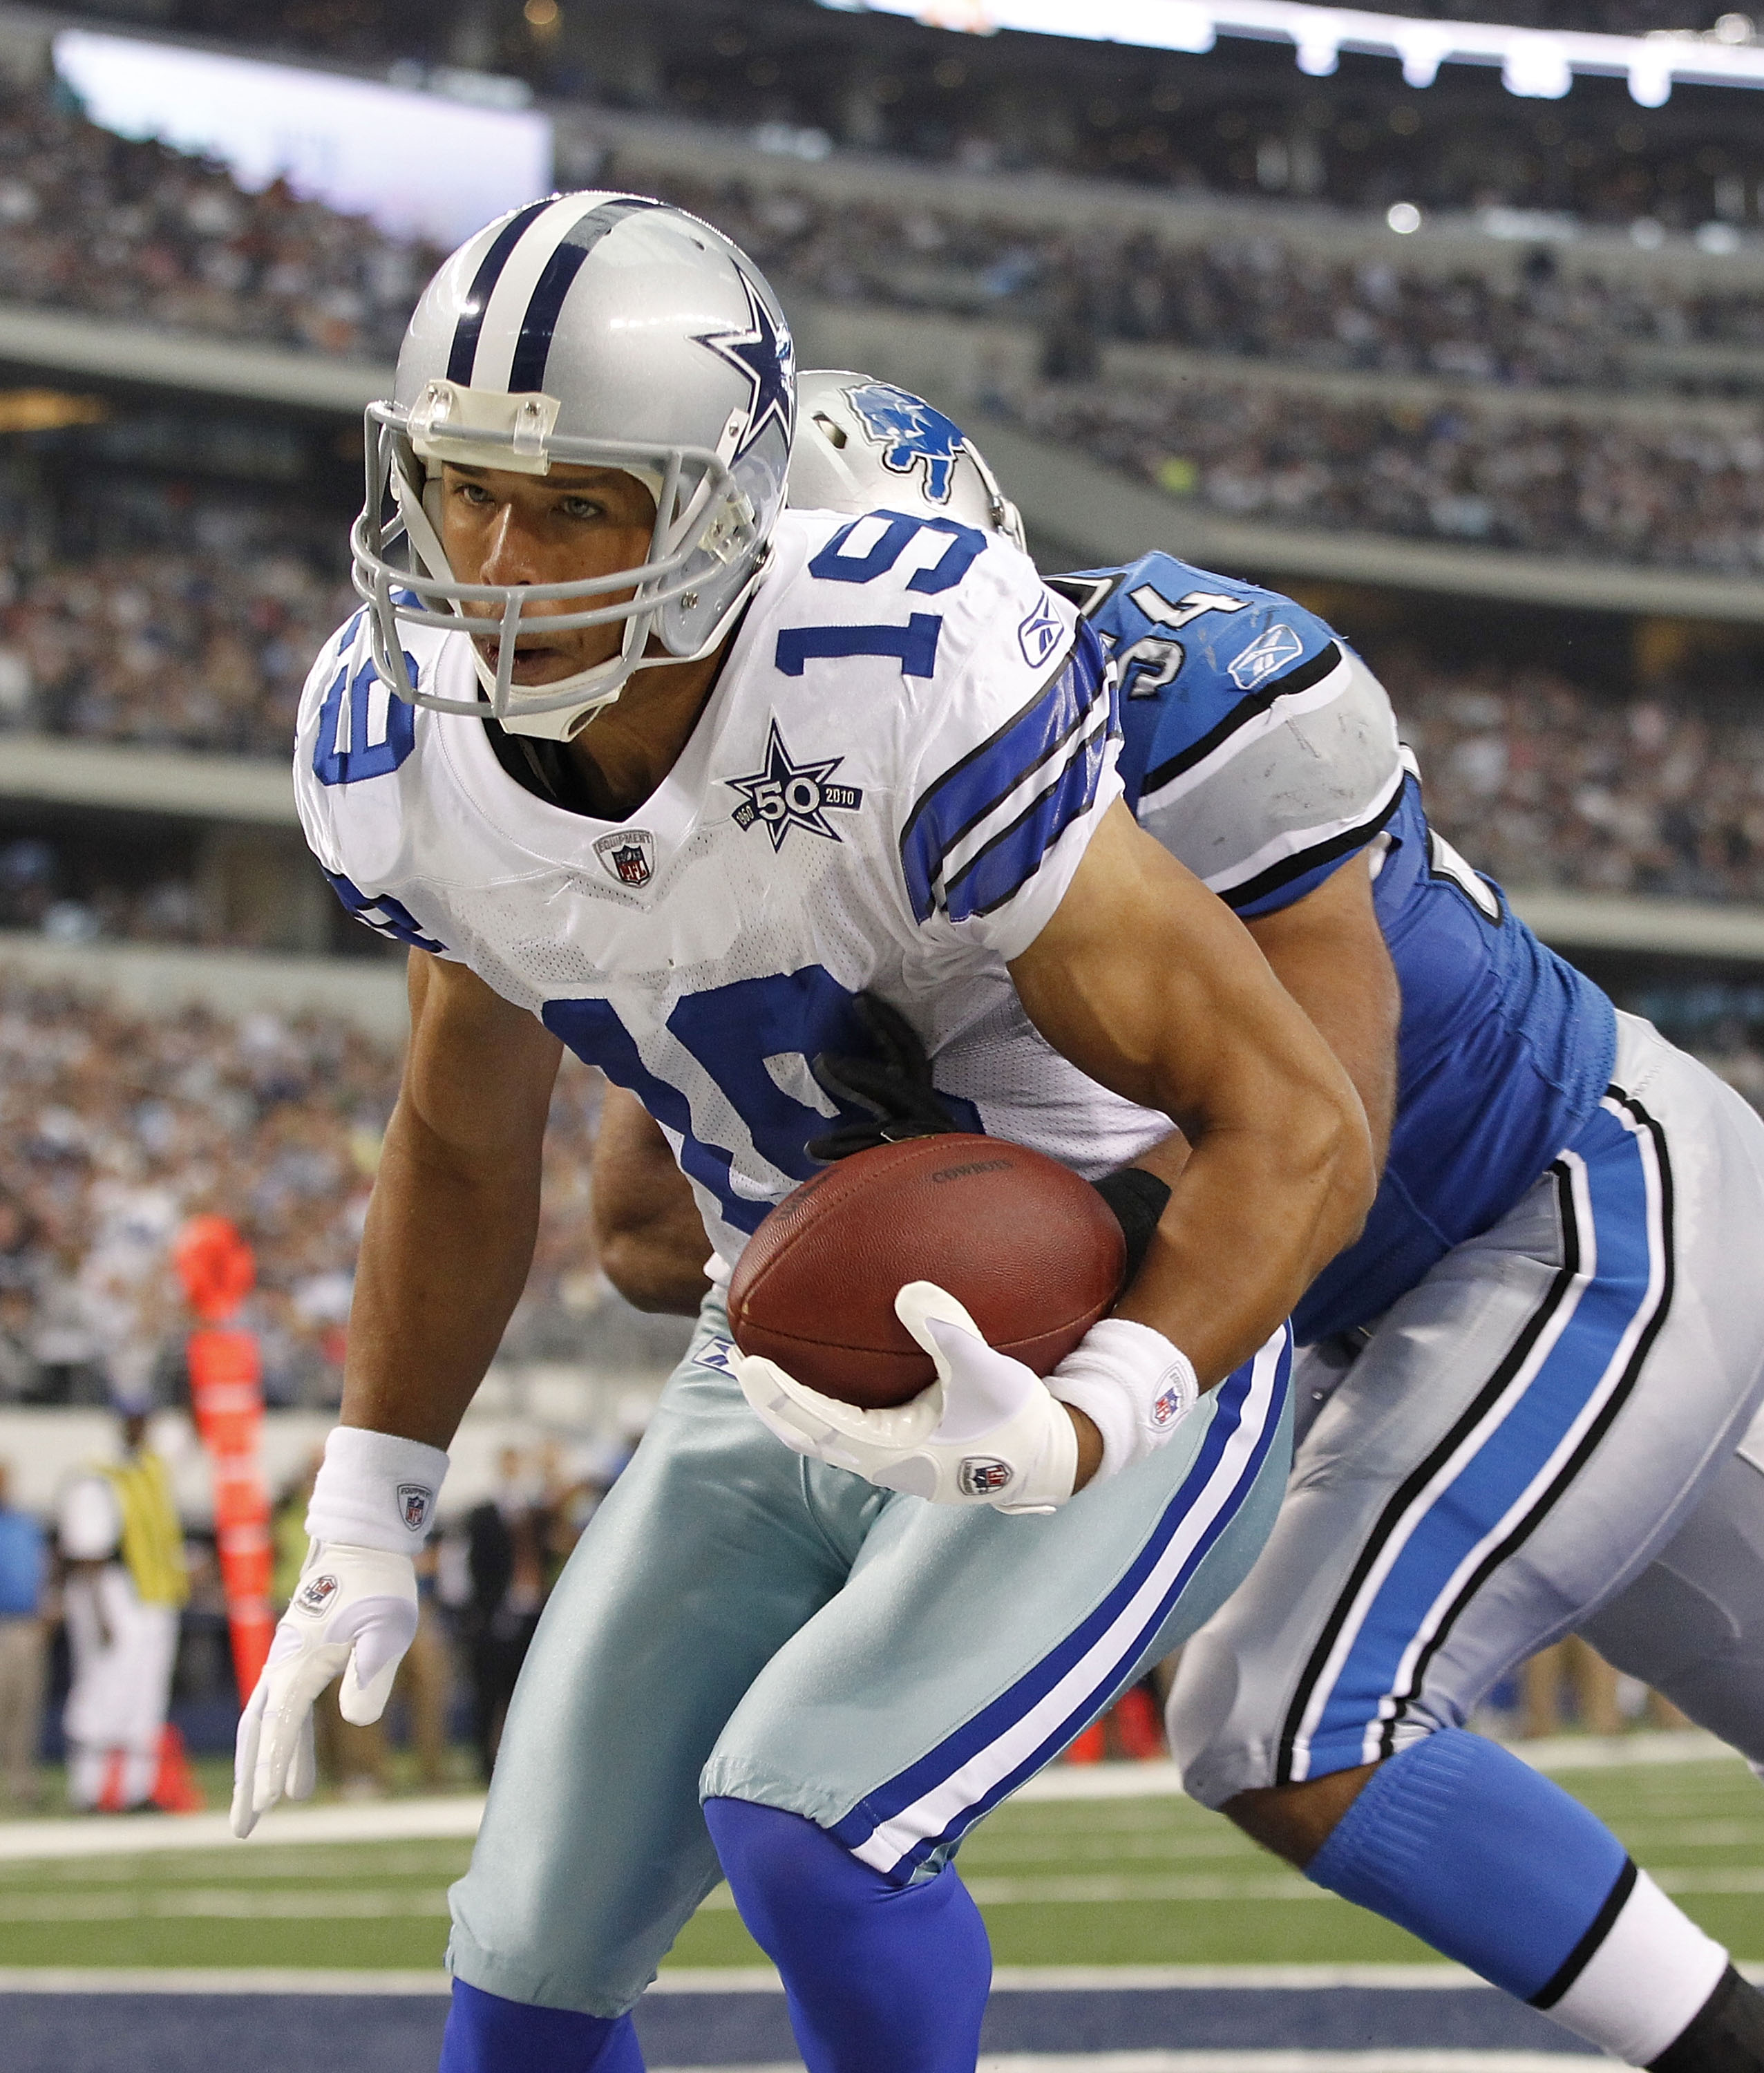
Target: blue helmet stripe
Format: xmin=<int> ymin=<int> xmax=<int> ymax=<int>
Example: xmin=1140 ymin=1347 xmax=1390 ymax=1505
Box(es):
xmin=446 ymin=198 xmax=557 ymax=386
xmin=506 ymin=196 xmax=664 ymax=395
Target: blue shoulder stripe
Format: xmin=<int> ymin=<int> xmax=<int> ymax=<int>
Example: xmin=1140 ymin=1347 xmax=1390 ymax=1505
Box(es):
xmin=943 ymin=719 xmax=1112 ymax=922
xmin=900 ymin=620 xmax=1110 ymax=923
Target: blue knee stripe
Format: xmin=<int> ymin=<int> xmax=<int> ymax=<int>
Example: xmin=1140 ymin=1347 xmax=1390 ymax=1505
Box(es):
xmin=1305 ymin=1728 xmax=1629 ymax=2002
xmin=439 ymin=1978 xmax=644 ymax=2072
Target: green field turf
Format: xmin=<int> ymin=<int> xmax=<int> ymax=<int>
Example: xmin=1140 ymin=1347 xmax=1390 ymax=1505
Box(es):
xmin=0 ymin=1755 xmax=1756 ymax=1973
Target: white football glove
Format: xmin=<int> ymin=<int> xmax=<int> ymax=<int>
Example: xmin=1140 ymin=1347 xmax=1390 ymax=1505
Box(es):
xmin=231 ymin=1540 xmax=417 ymax=1836
xmin=733 ymin=1280 xmax=1081 ymax=1514
xmin=231 ymin=1424 xmax=446 ymax=1839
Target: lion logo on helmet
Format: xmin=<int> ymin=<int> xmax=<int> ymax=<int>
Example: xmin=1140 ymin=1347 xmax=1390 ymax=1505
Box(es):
xmin=846 ymin=381 xmax=967 ymax=504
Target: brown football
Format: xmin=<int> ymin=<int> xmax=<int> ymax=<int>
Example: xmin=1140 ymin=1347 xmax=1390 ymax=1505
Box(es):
xmin=727 ymin=1134 xmax=1127 ymax=1410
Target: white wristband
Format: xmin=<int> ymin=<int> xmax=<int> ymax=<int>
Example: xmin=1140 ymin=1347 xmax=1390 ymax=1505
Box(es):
xmin=1047 ymin=1318 xmax=1200 ymax=1486
xmin=305 ymin=1426 xmax=450 ymax=1554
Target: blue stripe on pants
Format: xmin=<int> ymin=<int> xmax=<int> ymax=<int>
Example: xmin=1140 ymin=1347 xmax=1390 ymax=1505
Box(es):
xmin=833 ymin=1328 xmax=1291 ymax=1877
xmin=1296 ymin=1099 xmax=1665 ymax=1779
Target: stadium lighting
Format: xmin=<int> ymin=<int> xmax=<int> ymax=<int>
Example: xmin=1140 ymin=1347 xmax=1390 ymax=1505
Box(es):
xmin=822 ymin=0 xmax=1764 ymax=104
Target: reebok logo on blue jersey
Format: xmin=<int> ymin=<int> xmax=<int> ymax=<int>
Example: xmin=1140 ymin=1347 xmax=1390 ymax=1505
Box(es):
xmin=1018 ymin=594 xmax=1064 ymax=670
xmin=1229 ymin=623 xmax=1306 ymax=691
xmin=727 ymin=719 xmax=864 ymax=851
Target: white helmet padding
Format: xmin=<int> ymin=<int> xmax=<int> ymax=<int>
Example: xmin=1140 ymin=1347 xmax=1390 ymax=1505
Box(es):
xmin=788 ymin=370 xmax=1025 ymax=551
xmin=351 ymin=192 xmax=795 ymax=741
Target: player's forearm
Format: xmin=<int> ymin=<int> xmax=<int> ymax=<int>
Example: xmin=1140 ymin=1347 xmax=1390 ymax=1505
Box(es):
xmin=339 ymin=1099 xmax=544 ymax=1449
xmin=1112 ymin=1099 xmax=1372 ymax=1385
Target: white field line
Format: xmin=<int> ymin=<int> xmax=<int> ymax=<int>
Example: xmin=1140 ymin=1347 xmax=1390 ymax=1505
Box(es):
xmin=3 ymin=1864 xmax=1758 ymax=1922
xmin=649 ymin=2058 xmax=1621 ymax=2073
xmin=0 ymin=1795 xmax=484 ymax=1862
xmin=0 ymin=1732 xmax=1741 ymax=1863
xmin=0 ymin=1963 xmax=1755 ymax=1998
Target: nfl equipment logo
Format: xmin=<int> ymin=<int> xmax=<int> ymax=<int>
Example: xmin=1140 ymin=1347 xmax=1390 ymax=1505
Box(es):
xmin=1151 ymin=1383 xmax=1186 ymax=1428
xmin=295 ymin=1572 xmax=340 ymax=1616
xmin=959 ymin=1457 xmax=1014 ymax=1497
xmin=398 ymin=1483 xmax=433 ymax=1533
xmin=594 ymin=829 xmax=656 ymax=888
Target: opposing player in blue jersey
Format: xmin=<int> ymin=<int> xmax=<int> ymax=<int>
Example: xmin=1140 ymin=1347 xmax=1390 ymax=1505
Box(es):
xmin=228 ymin=211 xmax=1376 ymax=2073
xmin=599 ymin=373 xmax=1764 ymax=2071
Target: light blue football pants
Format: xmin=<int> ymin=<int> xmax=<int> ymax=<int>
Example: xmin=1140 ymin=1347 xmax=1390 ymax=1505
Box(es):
xmin=448 ymin=1302 xmax=1292 ymax=2016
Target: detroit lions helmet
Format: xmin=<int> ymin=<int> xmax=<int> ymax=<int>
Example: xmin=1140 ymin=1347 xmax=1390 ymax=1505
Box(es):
xmin=351 ymin=192 xmax=796 ymax=739
xmin=788 ymin=370 xmax=1025 ymax=551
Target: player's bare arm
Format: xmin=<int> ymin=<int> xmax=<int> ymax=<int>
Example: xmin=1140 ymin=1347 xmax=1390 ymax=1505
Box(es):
xmin=1010 ymin=799 xmax=1376 ymax=1389
xmin=1242 ymin=851 xmax=1398 ymax=1174
xmin=340 ymin=949 xmax=562 ymax=1451
xmin=591 ymin=1086 xmax=712 ymax=1316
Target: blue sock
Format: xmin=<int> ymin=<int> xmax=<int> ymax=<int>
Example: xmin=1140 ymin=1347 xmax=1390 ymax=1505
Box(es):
xmin=1305 ymin=1727 xmax=1629 ymax=2003
xmin=703 ymin=1796 xmax=991 ymax=2073
xmin=439 ymin=1978 xmax=645 ymax=2072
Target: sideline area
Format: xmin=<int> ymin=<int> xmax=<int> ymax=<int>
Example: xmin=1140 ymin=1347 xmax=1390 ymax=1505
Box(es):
xmin=0 ymin=1731 xmax=1734 ymax=1864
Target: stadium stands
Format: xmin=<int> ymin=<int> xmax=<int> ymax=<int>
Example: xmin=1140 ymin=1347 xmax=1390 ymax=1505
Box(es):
xmin=109 ymin=0 xmax=1764 ymax=225
xmin=0 ymin=972 xmax=607 ymax=1407
xmin=0 ymin=79 xmax=436 ymax=356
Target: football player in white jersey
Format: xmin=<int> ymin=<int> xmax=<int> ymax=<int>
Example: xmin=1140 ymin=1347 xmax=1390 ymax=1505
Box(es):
xmin=229 ymin=200 xmax=1375 ymax=2073
xmin=597 ymin=372 xmax=1764 ymax=2073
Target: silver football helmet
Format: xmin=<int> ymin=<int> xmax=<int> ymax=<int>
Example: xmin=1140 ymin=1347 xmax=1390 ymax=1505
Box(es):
xmin=351 ymin=192 xmax=796 ymax=739
xmin=788 ymin=370 xmax=1025 ymax=550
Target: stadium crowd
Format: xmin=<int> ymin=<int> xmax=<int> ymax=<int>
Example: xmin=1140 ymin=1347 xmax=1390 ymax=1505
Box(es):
xmin=0 ymin=975 xmax=608 ymax=1408
xmin=0 ymin=514 xmax=352 ymax=759
xmin=647 ymin=171 xmax=1764 ymax=395
xmin=0 ymin=79 xmax=437 ymax=359
xmin=117 ymin=0 xmax=1764 ymax=227
xmin=1389 ymin=654 xmax=1764 ymax=902
xmin=1004 ymin=377 xmax=1764 ymax=571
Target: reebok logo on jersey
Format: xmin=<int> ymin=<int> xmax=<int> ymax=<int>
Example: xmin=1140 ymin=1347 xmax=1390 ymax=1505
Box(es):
xmin=1018 ymin=594 xmax=1064 ymax=670
xmin=727 ymin=719 xmax=863 ymax=851
xmin=397 ymin=1483 xmax=434 ymax=1533
xmin=295 ymin=1573 xmax=340 ymax=1616
xmin=594 ymin=829 xmax=656 ymax=887
xmin=1228 ymin=623 xmax=1306 ymax=691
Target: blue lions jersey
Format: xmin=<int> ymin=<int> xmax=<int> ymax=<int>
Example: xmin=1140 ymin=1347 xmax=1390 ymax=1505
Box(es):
xmin=1052 ymin=555 xmax=1619 ymax=1343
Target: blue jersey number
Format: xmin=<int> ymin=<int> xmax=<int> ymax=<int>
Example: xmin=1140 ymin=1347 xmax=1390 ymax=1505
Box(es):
xmin=772 ymin=510 xmax=987 ymax=683
xmin=544 ymin=967 xmax=980 ymax=1234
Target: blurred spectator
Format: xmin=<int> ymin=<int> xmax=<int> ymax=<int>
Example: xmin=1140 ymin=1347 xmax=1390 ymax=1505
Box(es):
xmin=459 ymin=1446 xmax=548 ymax=1779
xmin=57 ymin=1404 xmax=190 ymax=1811
xmin=0 ymin=1458 xmax=46 ymax=1807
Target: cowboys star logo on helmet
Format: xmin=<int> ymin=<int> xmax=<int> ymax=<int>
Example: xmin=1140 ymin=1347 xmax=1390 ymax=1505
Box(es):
xmin=693 ymin=273 xmax=795 ymax=466
xmin=845 ymin=381 xmax=968 ymax=504
xmin=350 ymin=191 xmax=796 ymax=741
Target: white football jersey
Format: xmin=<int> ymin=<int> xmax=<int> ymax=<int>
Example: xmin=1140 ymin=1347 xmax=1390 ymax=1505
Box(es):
xmin=294 ymin=507 xmax=1168 ymax=1267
